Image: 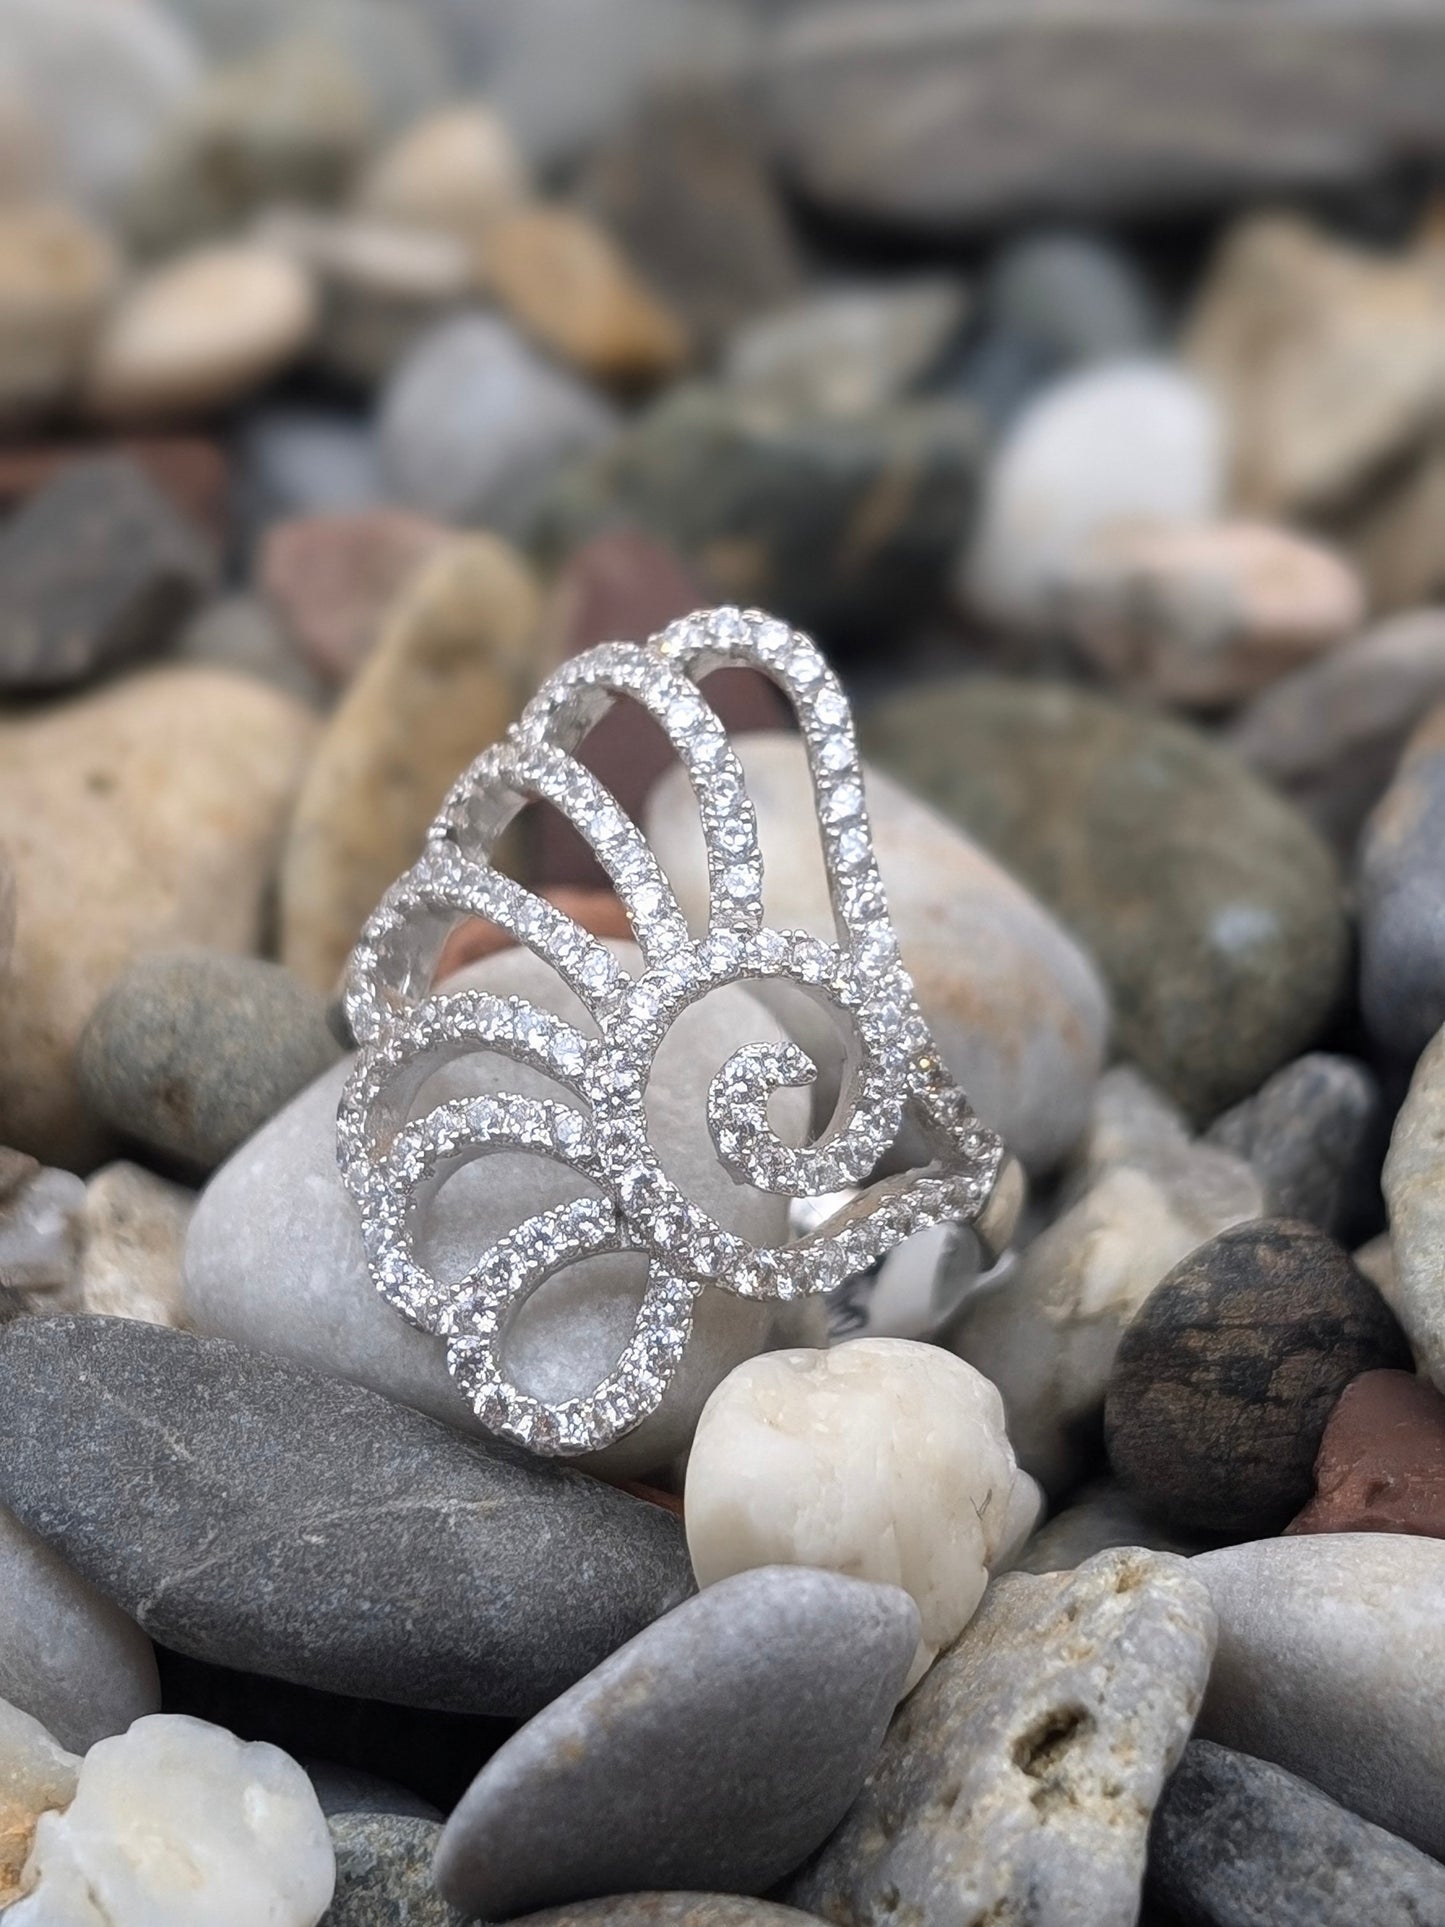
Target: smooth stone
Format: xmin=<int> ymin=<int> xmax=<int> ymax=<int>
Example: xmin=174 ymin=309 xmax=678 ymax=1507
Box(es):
xmin=1228 ymin=607 xmax=1445 ymax=854
xmin=0 ymin=1317 xmax=695 ymax=1715
xmin=435 ymin=1567 xmax=918 ymax=1919
xmin=121 ymin=34 xmax=372 ymax=255
xmin=0 ymin=1154 xmax=85 ymax=1312
xmin=278 ymin=532 xmax=539 ymax=994
xmin=1205 ymin=1052 xmax=1382 ymax=1240
xmin=1382 ymin=1025 xmax=1445 ymax=1393
xmin=0 ymin=454 xmax=215 ymax=692
xmin=1058 ymin=520 xmax=1365 ymax=710
xmin=1191 ymin=1533 xmax=1445 ymax=1856
xmin=0 ymin=435 xmax=228 ymax=540
xmin=171 ymin=592 xmax=328 ymax=707
xmin=532 ymin=380 xmax=982 ymax=649
xmin=307 ymin=1764 xmax=440 ymax=1823
xmin=75 ymin=1161 xmax=193 ymax=1327
xmin=185 ymin=943 xmax=808 ymax=1479
xmin=0 ymin=1696 xmax=77 ymax=1908
xmin=237 ymin=407 xmax=386 ymax=527
xmin=1015 ymin=1477 xmax=1209 ymax=1575
xmin=721 ymin=277 xmax=966 ymax=416
xmin=324 ymin=1813 xmax=460 ymax=1926
xmin=1289 ymin=1368 xmax=1445 ymax=1539
xmin=948 ymin=1067 xmax=1265 ymax=1494
xmin=260 ymin=508 xmax=453 ymax=688
xmin=0 ymin=665 xmax=317 ymax=1168
xmin=1344 ymin=425 xmax=1445 ymax=614
xmin=530 ymin=529 xmax=789 ymax=890
xmin=961 ymin=359 xmax=1224 ymax=630
xmin=0 ymin=202 xmax=118 ymax=424
xmin=78 ymin=951 xmax=342 ymax=1173
xmin=484 ymin=204 xmax=689 ymax=387
xmin=863 ymin=676 xmax=1349 ymax=1121
xmin=379 ymin=313 xmax=619 ymax=535
xmin=9 ymin=1713 xmax=335 ymax=1927
xmin=84 ymin=244 xmax=318 ymax=424
xmin=648 ymin=733 xmax=1108 ymax=1173
xmin=354 ymin=104 xmax=531 ymax=244
xmin=510 ymin=1905 xmax=822 ymax=1927
xmin=1187 ymin=213 xmax=1445 ymax=517
xmin=685 ymin=1341 xmax=1041 ymax=1690
xmin=0 ymin=1505 xmax=159 ymax=1755
xmin=985 ymin=229 xmax=1159 ymax=367
xmin=1105 ymin=1220 xmax=1411 ymax=1536
xmin=1361 ymin=703 xmax=1445 ymax=1061
xmin=1148 ymin=1739 xmax=1445 ymax=1927
xmin=788 ymin=1548 xmax=1216 ymax=1927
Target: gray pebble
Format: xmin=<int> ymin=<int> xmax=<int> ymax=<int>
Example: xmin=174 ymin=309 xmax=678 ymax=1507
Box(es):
xmin=511 ymin=1904 xmax=826 ymax=1927
xmin=1014 ymin=1478 xmax=1209 ymax=1575
xmin=1360 ymin=703 xmax=1445 ymax=1061
xmin=1206 ymin=1052 xmax=1382 ymax=1238
xmin=323 ymin=1813 xmax=462 ymax=1926
xmin=986 ymin=230 xmax=1158 ymax=367
xmin=77 ymin=950 xmax=342 ymax=1172
xmin=172 ymin=593 xmax=329 ymax=708
xmin=237 ymin=407 xmax=387 ymax=530
xmin=306 ymin=1761 xmax=441 ymax=1822
xmin=0 ymin=1317 xmax=694 ymax=1717
xmin=435 ymin=1567 xmax=919 ymax=1920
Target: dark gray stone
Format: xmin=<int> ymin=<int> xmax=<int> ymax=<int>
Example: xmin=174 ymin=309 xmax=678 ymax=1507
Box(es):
xmin=323 ymin=1813 xmax=462 ymax=1925
xmin=0 ymin=456 xmax=215 ymax=691
xmin=1148 ymin=1740 xmax=1445 ymax=1926
xmin=1360 ymin=705 xmax=1445 ymax=1062
xmin=434 ymin=1567 xmax=919 ymax=1920
xmin=1205 ymin=1053 xmax=1382 ymax=1240
xmin=985 ymin=231 xmax=1157 ymax=366
xmin=0 ymin=1318 xmax=694 ymax=1717
xmin=307 ymin=1761 xmax=441 ymax=1822
xmin=76 ymin=950 xmax=343 ymax=1172
xmin=513 ymin=1902 xmax=824 ymax=1927
xmin=1014 ymin=1478 xmax=1209 ymax=1576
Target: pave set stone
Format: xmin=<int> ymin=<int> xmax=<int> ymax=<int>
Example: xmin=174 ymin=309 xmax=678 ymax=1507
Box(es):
xmin=337 ymin=606 xmax=1005 ymax=1455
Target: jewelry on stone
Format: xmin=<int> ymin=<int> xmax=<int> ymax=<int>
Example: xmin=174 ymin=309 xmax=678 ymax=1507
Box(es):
xmin=337 ymin=606 xmax=1022 ymax=1456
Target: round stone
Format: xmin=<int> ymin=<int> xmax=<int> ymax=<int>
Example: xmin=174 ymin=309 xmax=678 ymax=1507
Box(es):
xmin=0 ymin=202 xmax=118 ymax=423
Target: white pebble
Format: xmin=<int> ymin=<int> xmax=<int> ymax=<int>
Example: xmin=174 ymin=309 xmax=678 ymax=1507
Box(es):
xmin=0 ymin=1698 xmax=78 ymax=1908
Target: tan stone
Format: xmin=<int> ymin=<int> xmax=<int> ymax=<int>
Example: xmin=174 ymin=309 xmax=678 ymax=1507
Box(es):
xmin=0 ymin=1698 xmax=78 ymax=1909
xmin=1346 ymin=433 xmax=1445 ymax=612
xmin=0 ymin=204 xmax=118 ymax=423
xmin=279 ymin=534 xmax=541 ymax=992
xmin=354 ymin=103 xmax=531 ymax=244
xmin=0 ymin=668 xmax=316 ymax=1169
xmin=77 ymin=1161 xmax=192 ymax=1327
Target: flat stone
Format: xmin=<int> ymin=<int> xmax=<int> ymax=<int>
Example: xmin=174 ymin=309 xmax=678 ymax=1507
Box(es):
xmin=0 ymin=1697 xmax=78 ymax=1910
xmin=379 ymin=313 xmax=619 ymax=535
xmin=75 ymin=1160 xmax=193 ymax=1327
xmin=0 ymin=455 xmax=216 ymax=691
xmin=1148 ymin=1739 xmax=1445 ymax=1927
xmin=354 ymin=104 xmax=530 ymax=245
xmin=1382 ymin=1025 xmax=1445 ymax=1394
xmin=1015 ymin=1478 xmax=1209 ymax=1575
xmin=1105 ymin=1220 xmax=1410 ymax=1536
xmin=0 ymin=202 xmax=118 ymax=424
xmin=1361 ymin=703 xmax=1445 ymax=1061
xmin=1192 ymin=1533 xmax=1445 ymax=1857
xmin=0 ymin=1317 xmax=695 ymax=1716
xmin=0 ymin=665 xmax=317 ymax=1168
xmin=78 ymin=950 xmax=342 ymax=1173
xmin=184 ymin=944 xmax=808 ymax=1480
xmin=324 ymin=1813 xmax=460 ymax=1926
xmin=0 ymin=1505 xmax=158 ymax=1754
xmin=788 ymin=1548 xmax=1216 ymax=1927
xmin=1205 ymin=1053 xmax=1382 ymax=1240
xmin=685 ymin=1341 xmax=1041 ymax=1690
xmin=862 ymin=676 xmax=1349 ymax=1121
xmin=722 ymin=277 xmax=966 ymax=417
xmin=435 ymin=1567 xmax=918 ymax=1919
xmin=278 ymin=533 xmax=539 ymax=994
xmin=1289 ymin=1368 xmax=1445 ymax=1538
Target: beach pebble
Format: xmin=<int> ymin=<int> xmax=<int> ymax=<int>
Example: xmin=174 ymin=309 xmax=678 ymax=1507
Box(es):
xmin=260 ymin=509 xmax=452 ymax=687
xmin=306 ymin=1763 xmax=440 ymax=1824
xmin=0 ymin=455 xmax=216 ymax=692
xmin=1205 ymin=1052 xmax=1382 ymax=1240
xmin=1147 ymin=1739 xmax=1445 ymax=1927
xmin=1289 ymin=1368 xmax=1445 ymax=1539
xmin=1382 ymin=1024 xmax=1445 ymax=1393
xmin=1360 ymin=703 xmax=1445 ymax=1061
xmin=78 ymin=951 xmax=341 ymax=1173
xmin=0 ymin=1697 xmax=78 ymax=1909
xmin=647 ymin=734 xmax=1109 ymax=1173
xmin=1014 ymin=1478 xmax=1209 ymax=1575
xmin=75 ymin=1161 xmax=192 ymax=1327
xmin=1104 ymin=1220 xmax=1410 ymax=1536
xmin=0 ymin=202 xmax=118 ymax=424
xmin=512 ymin=1907 xmax=820 ymax=1927
xmin=324 ymin=1813 xmax=461 ymax=1926
xmin=0 ymin=666 xmax=317 ymax=1168
xmin=434 ymin=1567 xmax=918 ymax=1919
xmin=1058 ymin=520 xmax=1364 ymax=709
xmin=985 ymin=229 xmax=1159 ymax=368
xmin=722 ymin=277 xmax=967 ymax=416
xmin=685 ymin=1340 xmax=1041 ymax=1689
xmin=1192 ymin=1532 xmax=1445 ymax=1856
xmin=185 ymin=944 xmax=808 ymax=1479
xmin=8 ymin=1713 xmax=335 ymax=1927
xmin=863 ymin=676 xmax=1348 ymax=1121
xmin=170 ymin=593 xmax=328 ymax=707
xmin=789 ymin=1548 xmax=1216 ymax=1927
xmin=0 ymin=1154 xmax=85 ymax=1312
xmin=962 ymin=360 xmax=1224 ymax=629
xmin=379 ymin=313 xmax=618 ymax=534
xmin=0 ymin=1317 xmax=694 ymax=1715
xmin=354 ymin=103 xmax=530 ymax=244
xmin=237 ymin=407 xmax=386 ymax=526
xmin=0 ymin=1505 xmax=159 ymax=1755
xmin=85 ymin=244 xmax=318 ymax=423
xmin=0 ymin=434 xmax=227 ymax=537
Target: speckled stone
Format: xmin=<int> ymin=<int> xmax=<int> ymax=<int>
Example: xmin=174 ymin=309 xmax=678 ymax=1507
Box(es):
xmin=1288 ymin=1368 xmax=1445 ymax=1538
xmin=1205 ymin=1052 xmax=1382 ymax=1240
xmin=862 ymin=677 xmax=1348 ymax=1121
xmin=323 ymin=1813 xmax=462 ymax=1926
xmin=1105 ymin=1220 xmax=1410 ymax=1536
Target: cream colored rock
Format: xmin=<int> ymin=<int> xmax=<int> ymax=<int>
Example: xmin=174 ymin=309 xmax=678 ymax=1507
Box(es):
xmin=85 ymin=243 xmax=318 ymax=422
xmin=1060 ymin=519 xmax=1365 ymax=708
xmin=686 ymin=1338 xmax=1042 ymax=1689
xmin=646 ymin=733 xmax=1109 ymax=1172
xmin=354 ymin=104 xmax=531 ymax=244
xmin=77 ymin=1162 xmax=191 ymax=1326
xmin=8 ymin=1714 xmax=334 ymax=1926
xmin=0 ymin=203 xmax=118 ymax=423
xmin=279 ymin=534 xmax=540 ymax=993
xmin=0 ymin=667 xmax=317 ymax=1168
xmin=0 ymin=1698 xmax=78 ymax=1909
